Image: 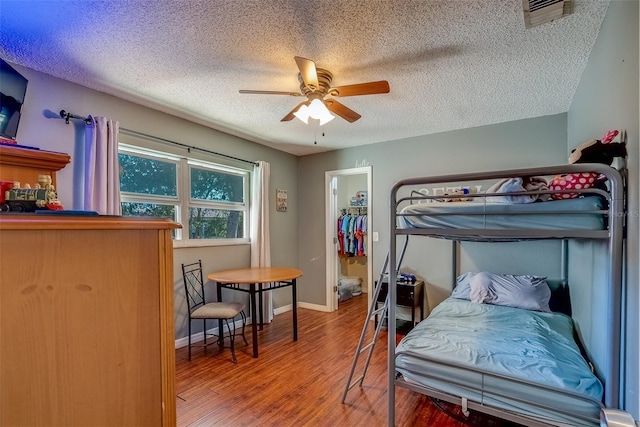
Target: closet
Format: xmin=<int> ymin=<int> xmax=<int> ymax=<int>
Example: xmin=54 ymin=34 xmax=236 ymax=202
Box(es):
xmin=336 ymin=174 xmax=368 ymax=302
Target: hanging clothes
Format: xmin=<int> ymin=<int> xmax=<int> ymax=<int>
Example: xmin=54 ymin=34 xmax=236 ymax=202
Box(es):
xmin=337 ymin=210 xmax=367 ymax=257
xmin=338 ymin=212 xmax=348 ymax=256
xmin=348 ymin=214 xmax=357 ymax=256
xmin=356 ymin=214 xmax=367 ymax=256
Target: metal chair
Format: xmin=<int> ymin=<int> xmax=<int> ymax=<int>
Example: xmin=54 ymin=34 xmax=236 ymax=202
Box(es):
xmin=181 ymin=260 xmax=248 ymax=363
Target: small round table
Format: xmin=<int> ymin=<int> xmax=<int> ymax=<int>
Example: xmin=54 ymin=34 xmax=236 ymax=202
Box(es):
xmin=208 ymin=267 xmax=303 ymax=358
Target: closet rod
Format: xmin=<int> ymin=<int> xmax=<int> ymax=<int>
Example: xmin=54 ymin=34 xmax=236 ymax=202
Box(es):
xmin=58 ymin=109 xmax=258 ymax=166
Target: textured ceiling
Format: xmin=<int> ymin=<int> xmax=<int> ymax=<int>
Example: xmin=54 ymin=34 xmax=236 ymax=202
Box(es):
xmin=0 ymin=0 xmax=609 ymax=156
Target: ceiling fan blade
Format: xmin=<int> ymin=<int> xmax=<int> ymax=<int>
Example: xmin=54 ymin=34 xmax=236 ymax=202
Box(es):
xmin=239 ymin=90 xmax=302 ymax=96
xmin=281 ymin=101 xmax=309 ymax=122
xmin=324 ymin=99 xmax=361 ymax=123
xmin=330 ymin=80 xmax=390 ymax=97
xmin=294 ymin=56 xmax=319 ymax=89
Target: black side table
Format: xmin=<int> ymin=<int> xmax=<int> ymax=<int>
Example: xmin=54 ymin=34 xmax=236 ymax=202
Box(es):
xmin=375 ymin=280 xmax=425 ymax=334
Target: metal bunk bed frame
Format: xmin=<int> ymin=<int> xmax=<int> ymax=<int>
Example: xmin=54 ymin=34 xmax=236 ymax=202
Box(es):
xmin=387 ymin=163 xmax=625 ymax=426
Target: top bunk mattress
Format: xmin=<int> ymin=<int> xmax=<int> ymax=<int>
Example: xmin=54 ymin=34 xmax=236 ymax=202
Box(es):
xmin=397 ymin=196 xmax=606 ymax=231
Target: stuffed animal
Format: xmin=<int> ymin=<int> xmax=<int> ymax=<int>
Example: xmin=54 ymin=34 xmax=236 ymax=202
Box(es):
xmin=549 ymin=172 xmax=602 ymax=200
xmin=436 ymin=188 xmax=472 ymax=202
xmin=569 ymin=130 xmax=626 ymax=165
xmin=553 ymin=130 xmax=625 ymax=200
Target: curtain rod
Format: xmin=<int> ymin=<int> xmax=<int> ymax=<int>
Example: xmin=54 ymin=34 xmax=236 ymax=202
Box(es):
xmin=119 ymin=128 xmax=258 ymax=166
xmin=59 ymin=109 xmax=93 ymax=125
xmin=58 ymin=109 xmax=258 ymax=166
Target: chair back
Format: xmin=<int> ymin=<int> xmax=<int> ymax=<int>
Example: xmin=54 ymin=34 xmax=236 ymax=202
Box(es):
xmin=182 ymin=260 xmax=206 ymax=312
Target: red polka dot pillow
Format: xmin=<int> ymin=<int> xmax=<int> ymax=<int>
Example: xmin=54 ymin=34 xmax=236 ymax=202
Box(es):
xmin=549 ymin=172 xmax=599 ymax=200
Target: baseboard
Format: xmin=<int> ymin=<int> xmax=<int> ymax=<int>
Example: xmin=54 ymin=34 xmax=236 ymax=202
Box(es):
xmin=175 ymin=318 xmax=247 ymax=349
xmin=273 ymin=304 xmax=291 ymax=315
xmin=175 ymin=302 xmax=332 ymax=348
xmin=274 ymin=302 xmax=332 ymax=314
xmin=298 ymin=301 xmax=332 ymax=312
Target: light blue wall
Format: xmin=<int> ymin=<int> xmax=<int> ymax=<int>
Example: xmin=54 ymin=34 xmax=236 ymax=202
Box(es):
xmin=297 ymin=114 xmax=568 ymax=308
xmin=567 ymin=0 xmax=639 ymax=416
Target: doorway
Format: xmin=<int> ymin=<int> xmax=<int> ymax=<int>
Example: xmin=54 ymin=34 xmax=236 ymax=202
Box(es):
xmin=325 ymin=166 xmax=373 ymax=311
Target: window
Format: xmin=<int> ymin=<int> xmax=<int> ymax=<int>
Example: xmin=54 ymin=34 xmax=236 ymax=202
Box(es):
xmin=119 ymin=144 xmax=249 ymax=245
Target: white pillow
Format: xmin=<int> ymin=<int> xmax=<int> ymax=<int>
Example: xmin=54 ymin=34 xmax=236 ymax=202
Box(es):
xmin=451 ymin=272 xmax=475 ymax=300
xmin=469 ymin=272 xmax=495 ymax=304
xmin=452 ymin=271 xmax=551 ymax=312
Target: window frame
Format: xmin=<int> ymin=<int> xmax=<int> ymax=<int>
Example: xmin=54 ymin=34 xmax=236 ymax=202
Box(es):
xmin=119 ymin=143 xmax=250 ymax=247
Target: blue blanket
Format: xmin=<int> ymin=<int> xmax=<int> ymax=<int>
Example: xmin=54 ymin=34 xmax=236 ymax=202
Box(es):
xmin=396 ymin=298 xmax=602 ymax=400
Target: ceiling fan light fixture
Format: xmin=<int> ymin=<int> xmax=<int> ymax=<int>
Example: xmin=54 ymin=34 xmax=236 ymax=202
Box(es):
xmin=308 ymin=98 xmax=328 ymax=117
xmin=318 ymin=113 xmax=335 ymax=126
xmin=293 ymin=104 xmax=310 ymax=124
xmin=308 ymin=99 xmax=335 ymax=125
xmin=293 ymin=99 xmax=334 ymax=125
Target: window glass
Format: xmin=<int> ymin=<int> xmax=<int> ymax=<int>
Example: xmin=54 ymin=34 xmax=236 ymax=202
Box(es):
xmin=189 ymin=207 xmax=244 ymax=239
xmin=119 ymin=153 xmax=177 ymax=196
xmin=190 ymin=167 xmax=244 ymax=203
xmin=121 ymin=202 xmax=176 ymax=219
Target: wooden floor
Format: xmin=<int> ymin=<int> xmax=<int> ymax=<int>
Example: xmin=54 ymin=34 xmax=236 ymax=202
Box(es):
xmin=175 ymin=295 xmax=518 ymax=427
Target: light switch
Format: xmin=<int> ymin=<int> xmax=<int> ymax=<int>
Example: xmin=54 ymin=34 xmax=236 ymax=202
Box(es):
xmin=372 ymin=231 xmax=379 ymax=242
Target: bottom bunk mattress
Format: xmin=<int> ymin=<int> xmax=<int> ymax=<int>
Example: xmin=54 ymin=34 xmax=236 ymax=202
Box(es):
xmin=395 ymin=298 xmax=604 ymax=426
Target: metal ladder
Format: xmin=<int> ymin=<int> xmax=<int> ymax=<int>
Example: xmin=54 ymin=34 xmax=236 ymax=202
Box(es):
xmin=341 ymin=235 xmax=409 ymax=403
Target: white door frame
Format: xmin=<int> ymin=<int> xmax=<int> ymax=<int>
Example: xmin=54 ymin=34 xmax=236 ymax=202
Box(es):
xmin=325 ymin=166 xmax=373 ymax=312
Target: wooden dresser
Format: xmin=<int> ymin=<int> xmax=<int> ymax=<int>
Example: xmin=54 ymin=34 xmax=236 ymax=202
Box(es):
xmin=0 ymin=143 xmax=179 ymax=426
xmin=0 ymin=214 xmax=180 ymax=426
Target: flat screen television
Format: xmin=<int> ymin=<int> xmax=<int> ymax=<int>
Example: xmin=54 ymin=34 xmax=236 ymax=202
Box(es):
xmin=0 ymin=58 xmax=28 ymax=141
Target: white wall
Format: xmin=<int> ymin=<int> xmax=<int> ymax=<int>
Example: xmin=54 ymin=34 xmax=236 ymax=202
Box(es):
xmin=11 ymin=65 xmax=300 ymax=341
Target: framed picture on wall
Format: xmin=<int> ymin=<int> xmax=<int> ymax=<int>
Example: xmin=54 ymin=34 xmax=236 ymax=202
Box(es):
xmin=276 ymin=189 xmax=287 ymax=212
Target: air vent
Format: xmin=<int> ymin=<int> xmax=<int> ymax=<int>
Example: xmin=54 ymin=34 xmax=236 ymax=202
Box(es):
xmin=523 ymin=0 xmax=573 ymax=28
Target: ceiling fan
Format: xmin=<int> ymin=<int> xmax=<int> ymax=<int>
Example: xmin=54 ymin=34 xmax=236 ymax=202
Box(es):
xmin=239 ymin=56 xmax=390 ymax=125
